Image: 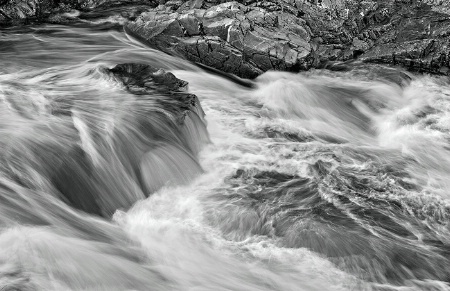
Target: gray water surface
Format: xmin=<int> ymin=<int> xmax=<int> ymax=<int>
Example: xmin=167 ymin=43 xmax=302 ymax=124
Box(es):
xmin=0 ymin=23 xmax=449 ymax=291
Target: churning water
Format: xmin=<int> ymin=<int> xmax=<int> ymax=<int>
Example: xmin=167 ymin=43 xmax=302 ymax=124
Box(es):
xmin=0 ymin=22 xmax=449 ymax=291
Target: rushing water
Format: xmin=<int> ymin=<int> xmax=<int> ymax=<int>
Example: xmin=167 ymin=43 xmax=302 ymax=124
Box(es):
xmin=0 ymin=21 xmax=449 ymax=291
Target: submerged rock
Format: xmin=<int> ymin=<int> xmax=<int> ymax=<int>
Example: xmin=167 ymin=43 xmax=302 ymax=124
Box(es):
xmin=48 ymin=64 xmax=208 ymax=217
xmin=109 ymin=63 xmax=189 ymax=93
xmin=107 ymin=63 xmax=200 ymax=115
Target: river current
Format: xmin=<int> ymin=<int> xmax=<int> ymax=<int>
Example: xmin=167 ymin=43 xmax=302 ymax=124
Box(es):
xmin=0 ymin=21 xmax=449 ymax=291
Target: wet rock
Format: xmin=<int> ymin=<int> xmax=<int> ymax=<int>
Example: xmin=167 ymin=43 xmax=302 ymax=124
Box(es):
xmin=351 ymin=1 xmax=450 ymax=75
xmin=50 ymin=63 xmax=208 ymax=217
xmin=297 ymin=0 xmax=450 ymax=75
xmin=108 ymin=63 xmax=189 ymax=93
xmin=126 ymin=1 xmax=312 ymax=78
xmin=107 ymin=63 xmax=200 ymax=114
xmin=125 ymin=0 xmax=450 ymax=77
xmin=359 ymin=39 xmax=449 ymax=74
xmin=2 ymin=0 xmax=449 ymax=76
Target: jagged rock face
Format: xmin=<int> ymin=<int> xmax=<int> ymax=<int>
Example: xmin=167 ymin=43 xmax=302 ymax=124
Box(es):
xmin=126 ymin=0 xmax=450 ymax=77
xmin=295 ymin=0 xmax=450 ymax=75
xmin=2 ymin=0 xmax=449 ymax=76
xmin=126 ymin=1 xmax=313 ymax=78
xmin=355 ymin=1 xmax=450 ymax=75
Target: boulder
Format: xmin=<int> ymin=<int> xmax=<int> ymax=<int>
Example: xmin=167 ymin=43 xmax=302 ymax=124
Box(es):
xmin=126 ymin=0 xmax=450 ymax=77
xmin=107 ymin=63 xmax=202 ymax=119
xmin=356 ymin=2 xmax=450 ymax=75
xmin=2 ymin=0 xmax=449 ymax=76
xmin=126 ymin=1 xmax=312 ymax=78
xmin=109 ymin=63 xmax=189 ymax=93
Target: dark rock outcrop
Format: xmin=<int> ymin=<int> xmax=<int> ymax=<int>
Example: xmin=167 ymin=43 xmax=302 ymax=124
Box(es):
xmin=126 ymin=1 xmax=312 ymax=78
xmin=126 ymin=0 xmax=450 ymax=77
xmin=345 ymin=0 xmax=450 ymax=75
xmin=109 ymin=63 xmax=189 ymax=94
xmin=107 ymin=63 xmax=202 ymax=118
xmin=2 ymin=0 xmax=449 ymax=76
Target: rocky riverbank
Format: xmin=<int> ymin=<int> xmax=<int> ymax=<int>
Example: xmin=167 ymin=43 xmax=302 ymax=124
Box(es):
xmin=2 ymin=0 xmax=450 ymax=77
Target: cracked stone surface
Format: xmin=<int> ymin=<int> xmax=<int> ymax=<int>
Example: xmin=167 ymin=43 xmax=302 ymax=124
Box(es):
xmin=126 ymin=1 xmax=312 ymax=78
xmin=302 ymin=0 xmax=450 ymax=75
xmin=1 ymin=0 xmax=449 ymax=77
xmin=125 ymin=0 xmax=450 ymax=77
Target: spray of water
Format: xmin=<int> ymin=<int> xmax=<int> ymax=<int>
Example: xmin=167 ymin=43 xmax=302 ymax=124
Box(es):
xmin=0 ymin=24 xmax=449 ymax=291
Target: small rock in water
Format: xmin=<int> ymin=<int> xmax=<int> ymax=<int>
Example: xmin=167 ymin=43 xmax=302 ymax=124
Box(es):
xmin=108 ymin=63 xmax=189 ymax=93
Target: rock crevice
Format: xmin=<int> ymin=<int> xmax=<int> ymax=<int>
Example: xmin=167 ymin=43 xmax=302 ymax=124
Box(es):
xmin=2 ymin=0 xmax=449 ymax=77
xmin=126 ymin=1 xmax=313 ymax=77
xmin=126 ymin=0 xmax=450 ymax=77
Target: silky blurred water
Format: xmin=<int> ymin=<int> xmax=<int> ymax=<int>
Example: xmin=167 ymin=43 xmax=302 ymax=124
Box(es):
xmin=0 ymin=23 xmax=449 ymax=291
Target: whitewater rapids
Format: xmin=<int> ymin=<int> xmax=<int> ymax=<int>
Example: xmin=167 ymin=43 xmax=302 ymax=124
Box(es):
xmin=0 ymin=23 xmax=449 ymax=291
